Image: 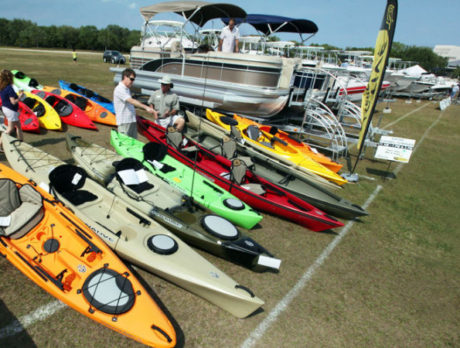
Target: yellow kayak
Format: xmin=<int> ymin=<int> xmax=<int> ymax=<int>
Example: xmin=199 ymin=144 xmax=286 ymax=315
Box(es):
xmin=21 ymin=91 xmax=62 ymax=130
xmin=206 ymin=109 xmax=347 ymax=186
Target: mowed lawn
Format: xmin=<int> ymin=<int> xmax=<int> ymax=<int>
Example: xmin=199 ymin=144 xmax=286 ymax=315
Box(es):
xmin=0 ymin=48 xmax=459 ymax=347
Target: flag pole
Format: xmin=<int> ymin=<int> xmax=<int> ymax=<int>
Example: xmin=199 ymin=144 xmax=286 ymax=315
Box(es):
xmin=352 ymin=0 xmax=398 ymax=173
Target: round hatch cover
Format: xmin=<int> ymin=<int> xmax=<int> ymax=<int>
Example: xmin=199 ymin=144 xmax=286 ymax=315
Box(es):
xmin=43 ymin=239 xmax=60 ymax=253
xmin=202 ymin=215 xmax=239 ymax=240
xmin=223 ymin=198 xmax=245 ymax=210
xmin=147 ymin=234 xmax=178 ymax=255
xmin=82 ymin=268 xmax=135 ymax=315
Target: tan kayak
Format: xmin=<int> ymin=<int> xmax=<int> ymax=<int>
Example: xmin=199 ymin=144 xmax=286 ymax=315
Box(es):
xmin=2 ymin=133 xmax=265 ymax=318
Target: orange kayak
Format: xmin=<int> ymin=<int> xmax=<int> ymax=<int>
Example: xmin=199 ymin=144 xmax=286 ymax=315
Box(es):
xmin=42 ymin=86 xmax=117 ymax=126
xmin=0 ymin=163 xmax=179 ymax=348
xmin=206 ymin=109 xmax=347 ymax=186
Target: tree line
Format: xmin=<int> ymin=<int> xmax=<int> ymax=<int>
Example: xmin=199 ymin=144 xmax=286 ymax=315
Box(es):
xmin=0 ymin=18 xmax=140 ymax=52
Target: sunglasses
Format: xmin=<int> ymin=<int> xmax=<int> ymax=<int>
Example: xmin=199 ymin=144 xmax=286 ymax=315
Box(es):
xmin=128 ymin=76 xmax=135 ymax=81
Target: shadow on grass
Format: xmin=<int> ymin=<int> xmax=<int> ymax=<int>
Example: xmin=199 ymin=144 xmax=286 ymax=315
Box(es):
xmin=0 ymin=299 xmax=37 ymax=347
xmin=366 ymin=167 xmax=396 ymax=180
xmin=29 ymin=137 xmax=66 ymax=147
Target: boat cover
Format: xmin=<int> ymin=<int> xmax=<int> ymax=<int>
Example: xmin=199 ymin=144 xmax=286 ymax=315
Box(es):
xmin=140 ymin=1 xmax=246 ymax=26
xmin=223 ymin=14 xmax=318 ymax=35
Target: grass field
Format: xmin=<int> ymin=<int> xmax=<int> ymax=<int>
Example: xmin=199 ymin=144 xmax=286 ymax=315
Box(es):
xmin=0 ymin=47 xmax=459 ymax=347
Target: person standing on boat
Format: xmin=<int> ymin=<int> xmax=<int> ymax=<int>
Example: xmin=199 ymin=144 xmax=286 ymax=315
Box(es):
xmin=0 ymin=69 xmax=24 ymax=152
xmin=218 ymin=18 xmax=239 ymax=53
xmin=113 ymin=68 xmax=154 ymax=139
xmin=148 ymin=75 xmax=184 ymax=131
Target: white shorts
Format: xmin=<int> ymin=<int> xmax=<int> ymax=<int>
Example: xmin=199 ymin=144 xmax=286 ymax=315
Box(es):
xmin=156 ymin=115 xmax=183 ymax=129
xmin=2 ymin=107 xmax=20 ymax=122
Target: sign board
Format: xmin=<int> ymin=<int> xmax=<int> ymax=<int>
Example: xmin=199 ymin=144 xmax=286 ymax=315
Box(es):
xmin=439 ymin=97 xmax=451 ymax=111
xmin=375 ymin=136 xmax=415 ymax=163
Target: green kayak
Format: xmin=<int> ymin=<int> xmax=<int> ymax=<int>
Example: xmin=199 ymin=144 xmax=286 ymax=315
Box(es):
xmin=11 ymin=70 xmax=43 ymax=92
xmin=110 ymin=130 xmax=262 ymax=229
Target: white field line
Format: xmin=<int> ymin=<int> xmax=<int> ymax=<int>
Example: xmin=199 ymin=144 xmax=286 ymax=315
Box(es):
xmin=241 ymin=107 xmax=444 ymax=348
xmin=0 ymin=300 xmax=66 ymax=339
xmin=240 ymin=184 xmax=383 ymax=348
xmin=382 ymin=102 xmax=430 ymax=130
xmin=393 ymin=109 xmax=444 ymax=176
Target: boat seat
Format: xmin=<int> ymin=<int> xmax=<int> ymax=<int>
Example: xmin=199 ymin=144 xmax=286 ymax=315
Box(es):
xmin=230 ymin=159 xmax=265 ymax=195
xmin=0 ymin=179 xmax=44 ymax=239
xmin=230 ymin=126 xmax=243 ymax=141
xmin=142 ymin=142 xmax=176 ymax=173
xmin=246 ymin=125 xmax=273 ymax=148
xmin=43 ymin=95 xmax=72 ymax=116
xmin=48 ymin=165 xmax=98 ymax=206
xmin=221 ymin=136 xmax=254 ymax=169
xmin=113 ymin=158 xmax=153 ymax=194
xmin=166 ymin=127 xmax=198 ymax=153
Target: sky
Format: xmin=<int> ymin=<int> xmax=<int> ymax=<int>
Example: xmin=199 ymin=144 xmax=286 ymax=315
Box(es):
xmin=1 ymin=0 xmax=459 ymax=48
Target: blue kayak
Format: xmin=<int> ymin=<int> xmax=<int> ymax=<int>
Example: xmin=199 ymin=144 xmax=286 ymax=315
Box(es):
xmin=59 ymin=80 xmax=114 ymax=113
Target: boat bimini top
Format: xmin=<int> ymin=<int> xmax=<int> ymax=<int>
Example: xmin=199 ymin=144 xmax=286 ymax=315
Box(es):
xmin=140 ymin=1 xmax=246 ymax=26
xmin=223 ymin=14 xmax=318 ymax=44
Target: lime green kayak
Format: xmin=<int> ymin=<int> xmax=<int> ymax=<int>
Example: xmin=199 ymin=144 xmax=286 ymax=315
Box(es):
xmin=11 ymin=70 xmax=43 ymax=91
xmin=110 ymin=130 xmax=262 ymax=229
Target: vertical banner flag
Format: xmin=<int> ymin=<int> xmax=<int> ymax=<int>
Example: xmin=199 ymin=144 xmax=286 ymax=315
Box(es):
xmin=356 ymin=0 xmax=398 ymax=154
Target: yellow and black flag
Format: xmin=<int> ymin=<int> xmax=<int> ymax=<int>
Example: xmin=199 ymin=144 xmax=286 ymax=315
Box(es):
xmin=355 ymin=0 xmax=398 ymax=161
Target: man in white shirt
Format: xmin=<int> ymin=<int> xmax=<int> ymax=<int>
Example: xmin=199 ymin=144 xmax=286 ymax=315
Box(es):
xmin=218 ymin=18 xmax=239 ymax=53
xmin=113 ymin=68 xmax=153 ymax=138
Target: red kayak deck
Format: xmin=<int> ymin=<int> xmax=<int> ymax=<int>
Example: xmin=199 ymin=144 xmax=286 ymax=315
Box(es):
xmin=0 ymin=99 xmax=40 ymax=133
xmin=137 ymin=116 xmax=343 ymax=232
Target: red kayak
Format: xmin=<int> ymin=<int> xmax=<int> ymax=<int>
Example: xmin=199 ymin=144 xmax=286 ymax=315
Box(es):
xmin=31 ymin=90 xmax=97 ymax=130
xmin=137 ymin=116 xmax=344 ymax=232
xmin=0 ymin=99 xmax=40 ymax=133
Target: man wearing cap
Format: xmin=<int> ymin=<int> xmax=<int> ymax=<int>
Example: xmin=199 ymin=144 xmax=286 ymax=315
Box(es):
xmin=113 ymin=68 xmax=154 ymax=138
xmin=148 ymin=75 xmax=184 ymax=131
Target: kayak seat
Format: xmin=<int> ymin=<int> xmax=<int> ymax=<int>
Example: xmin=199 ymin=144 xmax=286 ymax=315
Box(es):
xmin=44 ymin=95 xmax=72 ymax=116
xmin=21 ymin=97 xmax=36 ymax=110
xmin=49 ymin=165 xmax=98 ymax=206
xmin=166 ymin=127 xmax=198 ymax=153
xmin=221 ymin=136 xmax=237 ymax=159
xmin=221 ymin=136 xmax=254 ymax=169
xmin=65 ymin=94 xmax=88 ymax=110
xmin=113 ymin=158 xmax=153 ymax=194
xmin=29 ymin=78 xmax=39 ymax=88
xmin=246 ymin=125 xmax=273 ymax=148
xmin=0 ymin=179 xmax=44 ymax=239
xmin=143 ymin=142 xmax=176 ymax=173
xmin=230 ymin=159 xmax=265 ymax=195
xmin=14 ymin=71 xmax=25 ymax=79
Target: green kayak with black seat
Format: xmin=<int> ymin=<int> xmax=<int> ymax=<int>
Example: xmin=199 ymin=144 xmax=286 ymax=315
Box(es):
xmin=110 ymin=130 xmax=262 ymax=229
xmin=11 ymin=70 xmax=43 ymax=92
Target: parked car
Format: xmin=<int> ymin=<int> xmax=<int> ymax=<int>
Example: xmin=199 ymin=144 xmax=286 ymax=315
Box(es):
xmin=103 ymin=50 xmax=126 ymax=64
